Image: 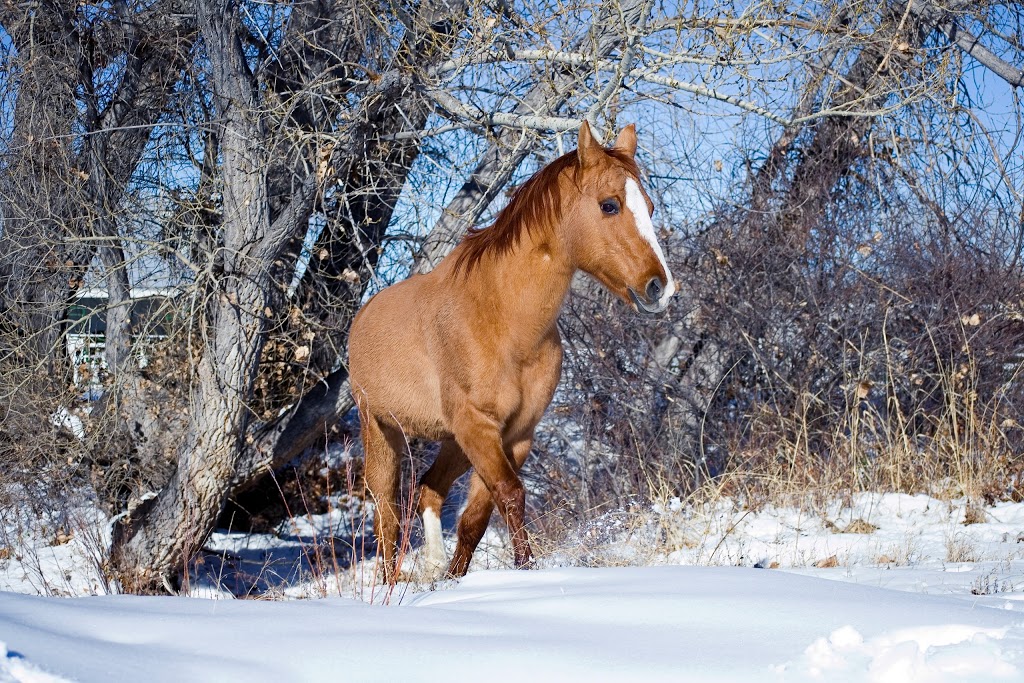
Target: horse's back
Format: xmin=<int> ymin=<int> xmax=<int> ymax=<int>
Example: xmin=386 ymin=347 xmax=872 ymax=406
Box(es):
xmin=348 ymin=275 xmax=447 ymax=437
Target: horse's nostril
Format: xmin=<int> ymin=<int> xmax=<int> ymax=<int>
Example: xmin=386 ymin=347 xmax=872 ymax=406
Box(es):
xmin=646 ymin=277 xmax=663 ymax=302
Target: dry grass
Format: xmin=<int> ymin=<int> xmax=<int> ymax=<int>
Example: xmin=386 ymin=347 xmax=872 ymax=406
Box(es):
xmin=525 ymin=323 xmax=1023 ymax=573
xmin=945 ymin=533 xmax=979 ymax=563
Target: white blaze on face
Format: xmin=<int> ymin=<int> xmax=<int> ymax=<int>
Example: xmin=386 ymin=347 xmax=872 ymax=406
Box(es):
xmin=624 ymin=178 xmax=675 ymax=307
xmin=421 ymin=507 xmax=446 ymax=578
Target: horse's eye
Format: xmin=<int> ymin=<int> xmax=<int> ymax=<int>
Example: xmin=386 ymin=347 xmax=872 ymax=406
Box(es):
xmin=600 ymin=198 xmax=620 ymax=215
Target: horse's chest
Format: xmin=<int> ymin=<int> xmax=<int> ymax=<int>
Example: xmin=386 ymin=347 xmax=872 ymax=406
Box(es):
xmin=510 ymin=342 xmax=563 ymax=411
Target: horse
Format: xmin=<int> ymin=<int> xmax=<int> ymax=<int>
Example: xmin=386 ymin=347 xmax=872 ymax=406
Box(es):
xmin=347 ymin=121 xmax=675 ymax=582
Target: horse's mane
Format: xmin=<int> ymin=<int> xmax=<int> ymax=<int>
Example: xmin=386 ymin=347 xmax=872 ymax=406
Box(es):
xmin=453 ymin=147 xmax=641 ymax=275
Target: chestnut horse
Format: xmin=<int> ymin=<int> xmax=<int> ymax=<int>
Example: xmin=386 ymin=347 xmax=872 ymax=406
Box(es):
xmin=348 ymin=122 xmax=675 ymax=581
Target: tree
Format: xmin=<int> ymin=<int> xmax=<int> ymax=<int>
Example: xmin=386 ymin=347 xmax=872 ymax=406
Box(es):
xmin=1 ymin=0 xmax=1021 ymax=591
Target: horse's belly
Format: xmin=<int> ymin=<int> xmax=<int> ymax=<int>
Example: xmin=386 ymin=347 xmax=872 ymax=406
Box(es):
xmin=349 ymin=291 xmax=447 ymax=438
xmin=372 ymin=361 xmax=448 ymax=437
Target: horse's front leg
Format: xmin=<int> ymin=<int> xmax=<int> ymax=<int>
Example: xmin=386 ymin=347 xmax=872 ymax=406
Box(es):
xmin=448 ymin=426 xmax=534 ymax=577
xmin=450 ymin=409 xmax=532 ymax=573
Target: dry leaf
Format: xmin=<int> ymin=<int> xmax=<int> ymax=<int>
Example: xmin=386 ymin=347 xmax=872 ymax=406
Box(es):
xmin=855 ymin=380 xmax=872 ymax=400
xmin=842 ymin=519 xmax=878 ymax=534
xmin=51 ymin=530 xmax=73 ymax=546
xmin=815 ymin=555 xmax=839 ymax=568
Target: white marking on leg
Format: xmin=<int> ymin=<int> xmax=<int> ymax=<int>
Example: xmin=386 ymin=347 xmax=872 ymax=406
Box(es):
xmin=422 ymin=507 xmax=446 ymax=579
xmin=624 ymin=177 xmax=676 ymax=306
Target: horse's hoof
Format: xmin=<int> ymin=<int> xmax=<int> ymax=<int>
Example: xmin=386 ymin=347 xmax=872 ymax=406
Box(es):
xmin=417 ymin=555 xmax=448 ymax=583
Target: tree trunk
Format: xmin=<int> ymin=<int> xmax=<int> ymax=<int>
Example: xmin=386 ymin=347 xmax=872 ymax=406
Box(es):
xmin=0 ymin=2 xmax=194 ymax=453
xmin=0 ymin=4 xmax=90 ymax=377
xmin=109 ymin=0 xmax=472 ymax=589
xmin=110 ymin=0 xmax=283 ymax=590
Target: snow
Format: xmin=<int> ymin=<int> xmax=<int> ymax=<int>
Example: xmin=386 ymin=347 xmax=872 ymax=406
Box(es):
xmin=2 ymin=566 xmax=1024 ymax=682
xmin=4 ymin=492 xmax=1024 ymax=681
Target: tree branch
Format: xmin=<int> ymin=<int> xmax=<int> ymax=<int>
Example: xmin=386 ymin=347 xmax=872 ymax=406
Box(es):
xmin=428 ymin=88 xmax=584 ymax=132
xmin=905 ymin=0 xmax=1023 ymax=88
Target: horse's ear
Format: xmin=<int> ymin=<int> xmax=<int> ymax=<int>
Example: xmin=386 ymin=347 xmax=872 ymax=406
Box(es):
xmin=612 ymin=124 xmax=637 ymax=157
xmin=577 ymin=120 xmax=604 ymax=168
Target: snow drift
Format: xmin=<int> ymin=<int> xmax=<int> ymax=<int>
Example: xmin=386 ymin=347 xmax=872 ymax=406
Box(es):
xmin=2 ymin=566 xmax=1023 ymax=682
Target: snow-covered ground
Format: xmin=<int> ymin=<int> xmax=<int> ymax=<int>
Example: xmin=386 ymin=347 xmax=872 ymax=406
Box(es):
xmin=3 ymin=565 xmax=1024 ymax=682
xmin=4 ymin=492 xmax=1024 ymax=681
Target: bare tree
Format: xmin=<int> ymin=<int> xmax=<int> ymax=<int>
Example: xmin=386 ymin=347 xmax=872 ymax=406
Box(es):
xmin=2 ymin=0 xmax=1022 ymax=591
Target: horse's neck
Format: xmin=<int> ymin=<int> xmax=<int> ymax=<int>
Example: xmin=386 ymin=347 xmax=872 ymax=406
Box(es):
xmin=475 ymin=225 xmax=575 ymax=344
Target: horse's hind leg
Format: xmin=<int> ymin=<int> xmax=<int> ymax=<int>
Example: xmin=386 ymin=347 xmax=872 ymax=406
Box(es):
xmin=418 ymin=440 xmax=471 ymax=579
xmin=360 ymin=411 xmax=406 ymax=583
xmin=447 ymin=436 xmax=533 ymax=578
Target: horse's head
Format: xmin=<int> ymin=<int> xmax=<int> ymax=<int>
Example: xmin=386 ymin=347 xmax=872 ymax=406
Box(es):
xmin=567 ymin=121 xmax=675 ymax=314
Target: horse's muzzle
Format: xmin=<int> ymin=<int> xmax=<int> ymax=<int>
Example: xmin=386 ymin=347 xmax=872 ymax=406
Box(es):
xmin=628 ymin=286 xmax=669 ymax=315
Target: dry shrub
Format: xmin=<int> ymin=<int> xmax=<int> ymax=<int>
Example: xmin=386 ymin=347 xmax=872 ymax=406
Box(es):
xmin=1 ymin=293 xmax=192 ymax=519
xmin=529 ymin=181 xmax=1024 ymax=540
xmin=0 ymin=323 xmax=89 ymax=515
xmin=945 ymin=533 xmax=979 ymax=563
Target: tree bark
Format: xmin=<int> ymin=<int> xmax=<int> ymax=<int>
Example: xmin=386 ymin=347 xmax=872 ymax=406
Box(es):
xmin=110 ymin=0 xmax=286 ymax=590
